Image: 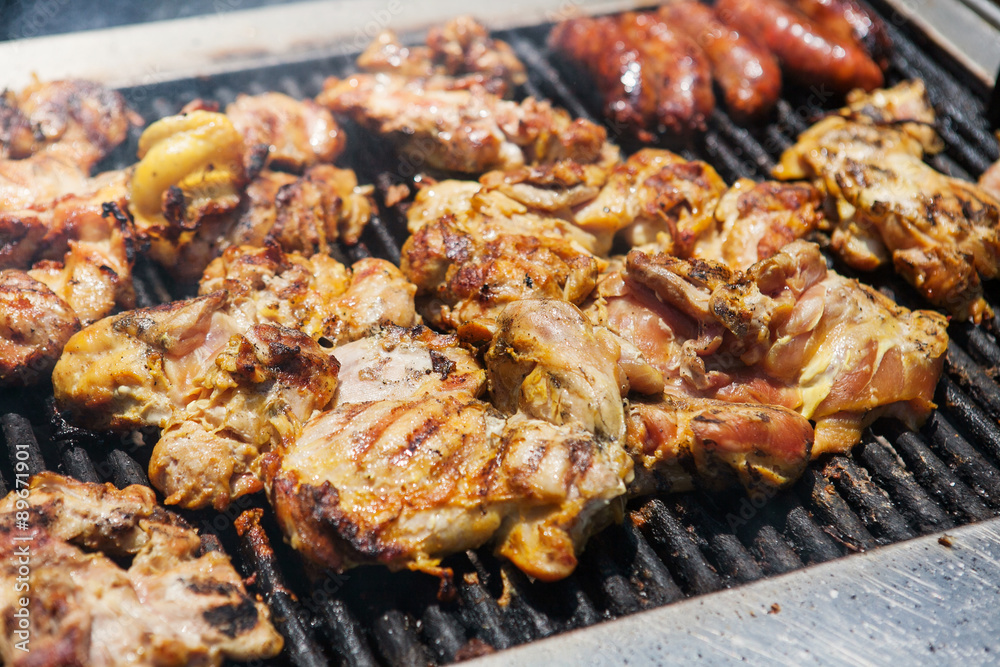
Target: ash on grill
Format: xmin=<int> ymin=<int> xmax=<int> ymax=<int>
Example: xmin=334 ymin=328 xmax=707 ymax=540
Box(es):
xmin=3 ymin=2 xmax=1000 ymax=665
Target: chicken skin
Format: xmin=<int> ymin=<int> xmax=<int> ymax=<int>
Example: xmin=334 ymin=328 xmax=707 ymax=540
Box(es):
xmin=53 ymin=245 xmax=418 ymax=509
xmin=776 ymin=80 xmax=998 ymax=322
xmin=619 ymin=241 xmax=948 ymax=455
xmin=271 ymin=309 xmax=632 ymax=582
xmin=0 ymin=473 xmax=282 ymax=667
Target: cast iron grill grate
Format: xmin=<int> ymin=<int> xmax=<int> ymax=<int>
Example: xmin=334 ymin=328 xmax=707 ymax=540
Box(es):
xmin=3 ymin=2 xmax=1000 ymax=665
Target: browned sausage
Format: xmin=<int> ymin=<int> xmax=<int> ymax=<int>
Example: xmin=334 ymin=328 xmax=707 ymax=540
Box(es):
xmin=786 ymin=0 xmax=892 ymax=70
xmin=658 ymin=1 xmax=782 ymax=122
xmin=715 ymin=0 xmax=884 ymax=93
xmin=550 ymin=12 xmax=715 ymax=137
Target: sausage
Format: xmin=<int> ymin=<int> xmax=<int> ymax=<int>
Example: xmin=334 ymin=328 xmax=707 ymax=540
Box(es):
xmin=658 ymin=1 xmax=782 ymax=122
xmin=715 ymin=0 xmax=884 ymax=93
xmin=787 ymin=0 xmax=892 ymax=69
xmin=550 ymin=12 xmax=715 ymax=137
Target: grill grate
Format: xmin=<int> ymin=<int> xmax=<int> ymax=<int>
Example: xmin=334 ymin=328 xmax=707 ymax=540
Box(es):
xmin=3 ymin=2 xmax=1000 ymax=665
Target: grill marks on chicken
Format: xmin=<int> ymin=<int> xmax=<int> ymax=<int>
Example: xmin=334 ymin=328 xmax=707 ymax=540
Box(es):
xmin=53 ymin=244 xmax=417 ymax=509
xmin=776 ymin=81 xmax=1000 ymax=322
xmin=401 ymin=179 xmax=607 ymax=329
xmin=273 ymin=302 xmax=638 ymax=583
xmin=319 ymin=72 xmax=609 ymax=174
xmin=0 ymin=473 xmax=282 ymax=667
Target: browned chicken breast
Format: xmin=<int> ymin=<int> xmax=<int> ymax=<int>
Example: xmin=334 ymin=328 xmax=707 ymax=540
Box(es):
xmin=0 ymin=171 xmax=135 ymax=385
xmin=226 ymin=92 xmax=346 ymax=173
xmin=358 ymin=16 xmax=526 ymax=93
xmin=693 ymin=177 xmax=825 ymax=269
xmin=573 ymin=148 xmax=728 ymax=249
xmin=776 ymin=80 xmax=999 ymax=322
xmin=0 ymin=79 xmax=138 ymax=170
xmin=401 ymin=179 xmax=606 ymax=329
xmin=0 ymin=473 xmax=282 ymax=667
xmin=54 ymin=245 xmax=418 ymax=509
xmin=626 ymin=393 xmax=813 ymax=495
xmin=319 ymin=73 xmax=609 ymax=174
xmin=618 ymin=241 xmax=948 ymax=455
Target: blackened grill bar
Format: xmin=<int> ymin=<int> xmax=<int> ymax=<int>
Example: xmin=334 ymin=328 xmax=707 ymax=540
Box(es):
xmin=1 ymin=2 xmax=1000 ymax=665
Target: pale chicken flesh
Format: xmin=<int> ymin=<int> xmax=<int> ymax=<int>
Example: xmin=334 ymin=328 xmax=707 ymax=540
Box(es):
xmin=0 ymin=473 xmax=282 ymax=667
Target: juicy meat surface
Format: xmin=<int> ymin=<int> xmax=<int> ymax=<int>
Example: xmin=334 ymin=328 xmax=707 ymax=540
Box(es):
xmin=319 ymin=72 xmax=609 ymax=174
xmin=226 ymin=92 xmax=346 ymax=173
xmin=0 ymin=170 xmax=135 ymax=385
xmin=400 ymin=179 xmax=606 ymax=329
xmin=358 ymin=16 xmax=526 ymax=92
xmin=0 ymin=473 xmax=282 ymax=667
xmin=626 ymin=392 xmax=813 ymax=495
xmin=549 ymin=12 xmax=715 ymax=137
xmin=694 ymin=177 xmax=825 ymax=269
xmin=787 ymin=0 xmax=892 ymax=69
xmin=597 ymin=240 xmax=947 ymax=456
xmin=658 ymin=1 xmax=782 ymax=121
xmin=776 ymin=81 xmax=1000 ymax=322
xmin=715 ymin=0 xmax=884 ymax=93
xmin=53 ymin=244 xmax=418 ymax=509
xmin=573 ymin=148 xmax=728 ymax=250
xmin=0 ymin=79 xmax=138 ymax=171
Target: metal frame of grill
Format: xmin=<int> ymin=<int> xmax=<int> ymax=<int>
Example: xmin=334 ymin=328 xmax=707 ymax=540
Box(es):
xmin=2 ymin=1 xmax=1000 ymax=665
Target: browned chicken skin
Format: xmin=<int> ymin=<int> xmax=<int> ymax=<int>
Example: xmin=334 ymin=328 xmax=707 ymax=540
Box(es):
xmin=226 ymin=92 xmax=346 ymax=173
xmin=549 ymin=12 xmax=714 ymax=137
xmin=715 ymin=0 xmax=884 ymax=93
xmin=619 ymin=241 xmax=947 ymax=455
xmin=359 ymin=16 xmax=527 ymax=93
xmin=0 ymin=473 xmax=282 ymax=667
xmin=658 ymin=1 xmax=782 ymax=122
xmin=776 ymin=81 xmax=1000 ymax=322
xmin=53 ymin=244 xmax=418 ymax=509
xmin=319 ymin=72 xmax=609 ymax=174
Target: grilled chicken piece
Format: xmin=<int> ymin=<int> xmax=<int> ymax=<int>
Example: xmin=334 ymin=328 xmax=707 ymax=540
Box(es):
xmin=658 ymin=1 xmax=782 ymax=122
xmin=401 ymin=179 xmax=606 ymax=329
xmin=332 ymin=324 xmax=484 ymax=407
xmin=359 ymin=16 xmax=526 ymax=92
xmin=272 ymin=395 xmax=631 ymax=582
xmin=230 ymin=166 xmax=373 ymax=257
xmin=54 ymin=245 xmax=417 ymax=508
xmin=715 ymin=0 xmax=884 ymax=93
xmin=0 ymin=79 xmax=138 ymax=170
xmin=627 ymin=393 xmax=813 ymax=495
xmin=776 ymin=81 xmax=999 ymax=322
xmin=622 ymin=241 xmax=948 ymax=455
xmin=573 ymin=148 xmax=728 ymax=249
xmin=0 ymin=172 xmax=135 ymax=385
xmin=550 ymin=12 xmax=714 ymax=138
xmin=199 ymin=243 xmax=418 ymax=345
xmin=693 ymin=178 xmax=825 ymax=269
xmin=318 ymin=72 xmax=609 ymax=174
xmin=483 ymin=299 xmax=663 ymax=441
xmin=226 ymin=92 xmax=346 ymax=173
xmin=129 ymin=110 xmax=374 ymax=282
xmin=0 ymin=472 xmax=282 ymax=667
